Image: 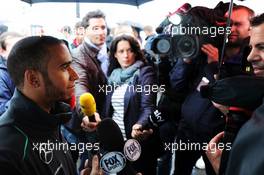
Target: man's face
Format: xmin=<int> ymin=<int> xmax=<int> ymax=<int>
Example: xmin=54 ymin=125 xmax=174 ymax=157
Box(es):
xmin=41 ymin=44 xmax=79 ymax=102
xmin=76 ymin=26 xmax=85 ymax=39
xmin=247 ymin=23 xmax=264 ymax=77
xmin=85 ymin=18 xmax=107 ymax=47
xmin=226 ymin=9 xmax=251 ymax=45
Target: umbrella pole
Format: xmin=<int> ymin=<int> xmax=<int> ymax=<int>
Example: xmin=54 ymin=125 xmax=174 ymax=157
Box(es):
xmin=76 ymin=0 xmax=80 ymax=18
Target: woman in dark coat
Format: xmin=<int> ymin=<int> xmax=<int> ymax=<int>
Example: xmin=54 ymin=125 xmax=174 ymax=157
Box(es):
xmin=103 ymin=35 xmax=161 ymax=174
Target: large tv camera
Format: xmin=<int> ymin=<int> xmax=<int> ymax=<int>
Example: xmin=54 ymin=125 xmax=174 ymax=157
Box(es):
xmin=144 ymin=2 xmax=231 ymax=126
xmin=146 ymin=2 xmax=230 ymax=66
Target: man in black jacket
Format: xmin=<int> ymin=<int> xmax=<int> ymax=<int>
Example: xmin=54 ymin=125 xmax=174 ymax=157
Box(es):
xmin=0 ymin=36 xmax=79 ymax=174
xmin=206 ymin=13 xmax=264 ymax=175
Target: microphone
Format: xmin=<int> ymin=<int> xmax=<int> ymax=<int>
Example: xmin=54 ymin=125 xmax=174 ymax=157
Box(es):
xmin=155 ymin=3 xmax=191 ymax=34
xmin=142 ymin=109 xmax=165 ymax=130
xmin=97 ymin=118 xmax=124 ymax=152
xmin=79 ymin=92 xmax=96 ymax=122
xmin=97 ymin=118 xmax=137 ymax=175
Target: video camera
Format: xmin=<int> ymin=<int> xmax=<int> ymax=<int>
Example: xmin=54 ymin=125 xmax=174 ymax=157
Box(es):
xmin=147 ymin=2 xmax=230 ymax=66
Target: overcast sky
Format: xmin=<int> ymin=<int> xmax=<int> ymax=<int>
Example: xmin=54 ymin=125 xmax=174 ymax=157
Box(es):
xmin=0 ymin=0 xmax=262 ymax=36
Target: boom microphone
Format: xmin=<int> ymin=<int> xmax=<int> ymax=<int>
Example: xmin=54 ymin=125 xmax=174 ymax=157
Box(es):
xmin=79 ymin=92 xmax=96 ymax=122
xmin=97 ymin=118 xmax=137 ymax=175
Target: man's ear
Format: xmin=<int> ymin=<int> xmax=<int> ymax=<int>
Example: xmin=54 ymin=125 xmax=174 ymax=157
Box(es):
xmin=24 ymin=69 xmax=41 ymax=88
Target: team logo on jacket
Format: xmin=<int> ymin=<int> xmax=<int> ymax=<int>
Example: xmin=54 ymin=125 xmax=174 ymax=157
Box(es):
xmin=38 ymin=143 xmax=53 ymax=164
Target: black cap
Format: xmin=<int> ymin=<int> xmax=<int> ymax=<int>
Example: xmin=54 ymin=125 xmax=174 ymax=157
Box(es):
xmin=200 ymin=76 xmax=264 ymax=111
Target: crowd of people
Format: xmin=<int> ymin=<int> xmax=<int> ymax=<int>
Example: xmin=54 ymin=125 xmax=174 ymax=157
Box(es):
xmin=0 ymin=2 xmax=264 ymax=175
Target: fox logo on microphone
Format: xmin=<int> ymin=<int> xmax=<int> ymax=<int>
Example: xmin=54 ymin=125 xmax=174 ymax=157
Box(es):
xmin=100 ymin=151 xmax=126 ymax=173
xmin=124 ymin=139 xmax=141 ymax=161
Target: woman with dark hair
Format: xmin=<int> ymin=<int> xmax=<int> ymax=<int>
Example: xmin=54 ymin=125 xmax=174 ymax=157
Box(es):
xmin=107 ymin=34 xmax=146 ymax=77
xmin=103 ymin=35 xmax=161 ymax=174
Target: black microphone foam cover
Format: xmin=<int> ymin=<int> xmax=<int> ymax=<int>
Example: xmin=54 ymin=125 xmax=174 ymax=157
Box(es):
xmin=97 ymin=118 xmax=124 ymax=152
xmin=97 ymin=118 xmax=137 ymax=175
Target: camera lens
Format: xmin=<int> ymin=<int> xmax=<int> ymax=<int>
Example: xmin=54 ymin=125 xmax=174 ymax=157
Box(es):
xmin=157 ymin=38 xmax=171 ymax=54
xmin=176 ymin=36 xmax=196 ymax=58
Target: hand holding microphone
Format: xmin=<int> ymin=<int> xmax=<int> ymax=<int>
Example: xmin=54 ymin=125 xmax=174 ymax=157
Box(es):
xmin=141 ymin=109 xmax=165 ymax=129
xmin=131 ymin=124 xmax=153 ymax=141
xmin=80 ymin=93 xmax=101 ymax=132
xmin=132 ymin=109 xmax=165 ymax=140
xmin=80 ymin=155 xmax=103 ymax=175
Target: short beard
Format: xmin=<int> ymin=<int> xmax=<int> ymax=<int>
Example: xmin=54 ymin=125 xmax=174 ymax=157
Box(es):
xmin=42 ymin=71 xmax=65 ymax=102
xmin=227 ymin=40 xmax=243 ymax=48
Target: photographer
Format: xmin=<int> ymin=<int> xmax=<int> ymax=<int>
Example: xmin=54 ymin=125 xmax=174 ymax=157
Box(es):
xmin=206 ymin=13 xmax=264 ymax=175
xmin=172 ymin=5 xmax=254 ymax=175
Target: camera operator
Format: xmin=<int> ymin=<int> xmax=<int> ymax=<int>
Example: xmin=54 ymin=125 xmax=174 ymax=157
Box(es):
xmin=202 ymin=6 xmax=254 ymax=78
xmin=206 ymin=13 xmax=264 ymax=175
xmin=173 ymin=5 xmax=254 ymax=175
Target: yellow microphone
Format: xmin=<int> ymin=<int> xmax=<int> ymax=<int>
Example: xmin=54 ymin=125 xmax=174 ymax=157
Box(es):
xmin=79 ymin=92 xmax=96 ymax=122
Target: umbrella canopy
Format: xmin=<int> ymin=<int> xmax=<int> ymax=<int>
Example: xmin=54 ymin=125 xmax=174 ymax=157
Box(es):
xmin=21 ymin=0 xmax=152 ymax=7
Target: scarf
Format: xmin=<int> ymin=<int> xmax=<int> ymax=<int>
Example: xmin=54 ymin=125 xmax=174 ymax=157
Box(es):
xmin=108 ymin=60 xmax=144 ymax=86
xmin=97 ymin=43 xmax=109 ymax=77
